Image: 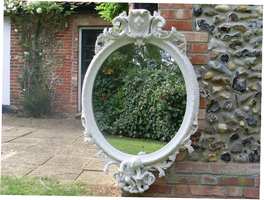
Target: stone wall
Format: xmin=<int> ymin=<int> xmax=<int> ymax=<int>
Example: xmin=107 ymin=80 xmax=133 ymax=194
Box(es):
xmin=123 ymin=3 xmax=261 ymax=198
xmin=192 ymin=4 xmax=262 ymax=163
xmin=157 ymin=4 xmax=262 ymax=164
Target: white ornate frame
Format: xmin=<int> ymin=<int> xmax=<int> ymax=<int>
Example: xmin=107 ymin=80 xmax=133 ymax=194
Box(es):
xmin=81 ymin=9 xmax=199 ymax=193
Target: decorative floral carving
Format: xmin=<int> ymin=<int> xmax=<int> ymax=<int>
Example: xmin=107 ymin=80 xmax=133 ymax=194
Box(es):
xmin=113 ymin=158 xmax=155 ymax=193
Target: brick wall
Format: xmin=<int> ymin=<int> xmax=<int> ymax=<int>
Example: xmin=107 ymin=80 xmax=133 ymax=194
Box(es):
xmin=124 ymin=161 xmax=259 ymax=198
xmin=9 ymin=13 xmax=109 ymax=113
xmin=10 ymin=24 xmax=24 ymax=108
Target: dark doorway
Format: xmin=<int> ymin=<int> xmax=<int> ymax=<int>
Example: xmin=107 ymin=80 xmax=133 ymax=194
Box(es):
xmin=79 ymin=28 xmax=104 ymax=111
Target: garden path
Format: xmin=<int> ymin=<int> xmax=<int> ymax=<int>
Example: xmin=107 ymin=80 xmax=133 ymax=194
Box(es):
xmin=1 ymin=114 xmax=121 ymax=196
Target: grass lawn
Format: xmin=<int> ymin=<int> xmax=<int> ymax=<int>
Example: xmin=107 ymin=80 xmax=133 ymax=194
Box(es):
xmin=0 ymin=176 xmax=90 ymax=196
xmin=106 ymin=135 xmax=166 ymax=155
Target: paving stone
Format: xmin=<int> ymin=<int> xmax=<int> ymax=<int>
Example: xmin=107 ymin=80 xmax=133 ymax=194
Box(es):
xmin=82 ymin=158 xmax=105 ymax=171
xmin=1 ymin=151 xmax=52 ymax=177
xmin=2 ymin=151 xmax=52 ymax=168
xmin=2 ymin=126 xmax=15 ymax=132
xmin=29 ymin=165 xmax=81 ymax=182
xmin=1 ymin=114 xmax=121 ymax=188
xmin=2 ymin=127 xmax=35 ymax=137
xmin=1 ymin=162 xmax=36 ymax=176
xmin=2 ymin=127 xmax=35 ymax=142
xmin=43 ymin=155 xmax=90 ymax=169
xmin=30 ymin=129 xmax=81 ymax=138
xmin=76 ymin=170 xmax=116 ymax=185
xmin=1 ymin=142 xmax=36 ymax=153
xmin=59 ymin=143 xmax=99 ymax=158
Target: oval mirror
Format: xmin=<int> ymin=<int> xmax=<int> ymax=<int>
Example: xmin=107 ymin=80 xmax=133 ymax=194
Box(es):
xmin=81 ymin=9 xmax=199 ymax=193
xmin=92 ymin=43 xmax=186 ymax=155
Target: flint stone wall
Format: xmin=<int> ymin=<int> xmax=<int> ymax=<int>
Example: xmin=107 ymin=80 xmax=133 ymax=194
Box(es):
xmin=191 ymin=4 xmax=262 ymax=163
xmin=124 ymin=4 xmax=261 ymax=198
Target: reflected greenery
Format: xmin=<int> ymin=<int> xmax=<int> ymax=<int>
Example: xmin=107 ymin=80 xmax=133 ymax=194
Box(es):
xmin=92 ymin=44 xmax=186 ymax=154
xmin=106 ymin=135 xmax=166 ymax=155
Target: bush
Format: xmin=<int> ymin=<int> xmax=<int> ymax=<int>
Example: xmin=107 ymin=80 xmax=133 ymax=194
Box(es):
xmin=21 ymin=84 xmax=52 ymax=117
xmin=93 ymin=44 xmax=186 ymax=142
xmin=95 ymin=3 xmax=128 ymax=22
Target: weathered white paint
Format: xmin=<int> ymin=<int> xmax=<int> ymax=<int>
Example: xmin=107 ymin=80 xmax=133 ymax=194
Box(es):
xmin=2 ymin=16 xmax=11 ymax=105
xmin=82 ymin=9 xmax=199 ymax=193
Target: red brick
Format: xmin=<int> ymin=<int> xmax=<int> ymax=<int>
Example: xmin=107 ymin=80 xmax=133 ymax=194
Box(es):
xmin=147 ymin=184 xmax=172 ymax=194
xmin=161 ymin=9 xmax=192 ymax=20
xmin=164 ymin=20 xmax=193 ymax=31
xmin=189 ymin=43 xmax=208 ymax=53
xmin=243 ymin=187 xmax=259 ymax=199
xmin=255 ymin=176 xmax=260 ymax=187
xmin=183 ymin=31 xmax=209 ymax=42
xmin=188 ymin=54 xmax=209 ymax=65
xmin=189 ymin=185 xmax=226 ymax=197
xmin=159 ymin=3 xmax=192 ymax=9
xmin=200 ymin=175 xmax=218 ymax=185
xmin=219 ymin=177 xmax=255 ymax=186
xmin=200 ymin=96 xmax=207 ymax=109
xmin=172 ymin=184 xmax=190 ymax=196
xmin=167 ymin=174 xmax=200 ymax=185
xmin=154 ymin=177 xmax=167 ymax=185
xmin=219 ymin=177 xmax=239 ymax=185
xmin=225 ymin=187 xmax=243 ymax=197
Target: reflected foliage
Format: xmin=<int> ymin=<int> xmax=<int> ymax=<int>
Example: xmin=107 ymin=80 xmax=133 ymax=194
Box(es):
xmin=93 ymin=44 xmax=186 ymax=142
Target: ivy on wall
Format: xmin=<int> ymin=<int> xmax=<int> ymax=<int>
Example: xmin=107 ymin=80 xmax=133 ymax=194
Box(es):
xmin=4 ymin=0 xmax=129 ymax=116
xmin=4 ymin=0 xmax=76 ymax=116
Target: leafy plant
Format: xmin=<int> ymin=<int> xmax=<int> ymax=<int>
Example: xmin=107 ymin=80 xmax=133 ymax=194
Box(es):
xmin=93 ymin=44 xmax=186 ymax=142
xmin=95 ymin=2 xmax=128 ymax=22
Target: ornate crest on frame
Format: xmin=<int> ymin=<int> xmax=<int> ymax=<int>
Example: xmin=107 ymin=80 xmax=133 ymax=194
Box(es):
xmin=95 ymin=9 xmax=187 ymax=54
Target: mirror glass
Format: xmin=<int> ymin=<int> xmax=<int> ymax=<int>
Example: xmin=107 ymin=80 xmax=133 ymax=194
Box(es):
xmin=92 ymin=43 xmax=186 ymax=155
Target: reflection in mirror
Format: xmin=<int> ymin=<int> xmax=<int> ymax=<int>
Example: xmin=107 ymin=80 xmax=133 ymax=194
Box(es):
xmin=92 ymin=44 xmax=186 ymax=155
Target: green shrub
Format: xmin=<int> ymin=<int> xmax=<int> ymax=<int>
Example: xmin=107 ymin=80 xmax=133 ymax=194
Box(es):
xmin=21 ymin=83 xmax=52 ymax=117
xmin=93 ymin=44 xmax=186 ymax=142
xmin=95 ymin=2 xmax=128 ymax=22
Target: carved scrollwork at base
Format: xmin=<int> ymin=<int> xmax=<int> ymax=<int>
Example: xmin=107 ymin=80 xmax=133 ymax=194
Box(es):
xmin=113 ymin=158 xmax=155 ymax=193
